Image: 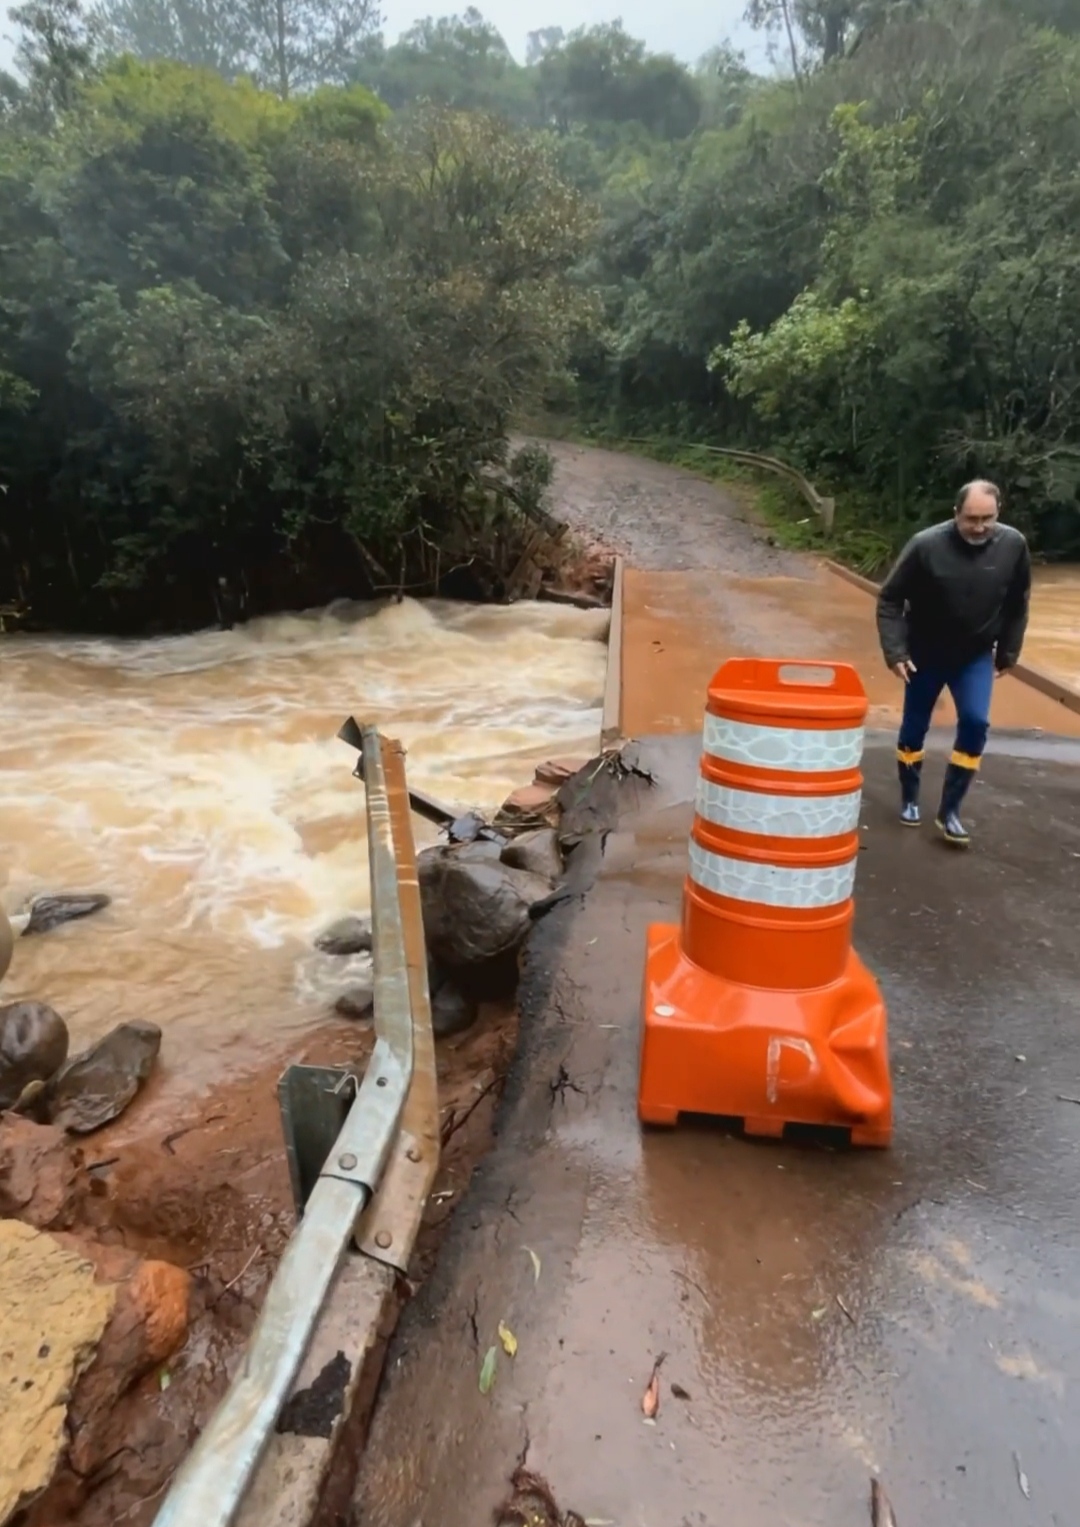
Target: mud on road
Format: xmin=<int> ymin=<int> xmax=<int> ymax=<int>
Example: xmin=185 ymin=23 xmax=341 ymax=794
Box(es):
xmin=537 ymin=438 xmax=804 ymax=577
xmin=352 ymin=444 xmax=1080 ymax=1527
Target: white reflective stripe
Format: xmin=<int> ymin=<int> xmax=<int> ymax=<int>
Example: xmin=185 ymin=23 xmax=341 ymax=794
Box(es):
xmin=688 ymin=840 xmax=856 ymax=909
xmin=703 ymin=713 xmax=864 ymax=773
xmin=695 ymin=778 xmax=861 ymax=838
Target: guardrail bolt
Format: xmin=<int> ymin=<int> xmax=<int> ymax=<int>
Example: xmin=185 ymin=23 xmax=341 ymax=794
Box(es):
xmin=338 ymin=1152 xmax=358 ymax=1172
xmin=375 ymin=1230 xmax=393 ymax=1249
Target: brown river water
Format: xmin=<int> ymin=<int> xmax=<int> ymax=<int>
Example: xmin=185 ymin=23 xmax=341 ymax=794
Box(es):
xmin=1024 ymin=564 xmax=1080 ymax=685
xmin=0 ymin=598 xmax=608 ymax=1106
xmin=0 ymin=566 xmax=1075 ymax=1111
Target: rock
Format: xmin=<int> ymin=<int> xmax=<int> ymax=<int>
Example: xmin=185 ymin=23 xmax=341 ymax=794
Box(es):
xmin=418 ymin=849 xmax=552 ymax=977
xmin=534 ymin=756 xmax=590 ymax=788
xmin=0 ymin=1118 xmax=85 ymax=1231
xmin=451 ymin=839 xmax=503 ymax=864
xmin=334 ymin=985 xmax=374 ymax=1021
xmin=22 ymin=894 xmax=110 ymax=937
xmin=46 ymin=1021 xmax=161 ymax=1135
xmin=53 ymin=1239 xmax=190 ymax=1480
xmin=500 ymin=828 xmax=563 ymax=883
xmin=0 ymin=1220 xmax=115 ymax=1526
xmin=495 ymin=783 xmax=557 ymax=824
xmin=315 ymin=915 xmax=373 ymax=956
xmin=430 ymin=981 xmax=479 ymax=1039
xmin=0 ymin=1003 xmax=70 ymax=1112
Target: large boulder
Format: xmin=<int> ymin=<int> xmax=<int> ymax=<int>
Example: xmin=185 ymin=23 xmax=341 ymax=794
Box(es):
xmin=46 ymin=1021 xmax=161 ymax=1135
xmin=418 ymin=847 xmax=551 ymax=995
xmin=500 ymin=828 xmax=563 ymax=884
xmin=0 ymin=1003 xmax=69 ymax=1112
xmin=0 ymin=1221 xmax=115 ymax=1526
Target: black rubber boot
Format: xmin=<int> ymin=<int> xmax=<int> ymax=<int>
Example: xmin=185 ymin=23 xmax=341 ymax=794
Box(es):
xmin=935 ymin=761 xmax=976 ymax=847
xmin=897 ymin=756 xmax=922 ymax=827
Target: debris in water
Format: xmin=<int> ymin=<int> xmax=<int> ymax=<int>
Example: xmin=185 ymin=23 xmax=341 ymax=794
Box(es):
xmin=524 ymin=1246 xmax=542 ymax=1283
xmin=870 ymin=1477 xmax=897 ymax=1526
xmin=494 ymin=1466 xmax=585 ymax=1527
xmin=159 ymin=1369 xmax=171 ymax=1392
xmin=670 ymin=1383 xmax=692 ymax=1401
xmin=641 ymin=1351 xmax=667 ymax=1419
xmin=21 ymin=892 xmax=111 ymax=936
xmin=836 ymin=1294 xmax=857 ymax=1324
xmin=1055 ymin=1094 xmax=1080 ymax=1106
xmin=479 ymin=1344 xmax=498 ymax=1394
xmin=499 ymin=1321 xmax=518 ymax=1358
xmin=1013 ymin=1451 xmax=1030 ymax=1499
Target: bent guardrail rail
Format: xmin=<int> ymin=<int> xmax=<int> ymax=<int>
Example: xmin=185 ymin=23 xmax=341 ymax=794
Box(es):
xmin=154 ymin=724 xmax=434 ymax=1527
xmin=619 ymin=437 xmax=836 ymax=534
xmin=825 ymin=559 xmax=1080 ymax=721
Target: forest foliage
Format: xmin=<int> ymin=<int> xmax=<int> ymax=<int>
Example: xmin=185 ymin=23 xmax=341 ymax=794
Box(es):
xmin=2 ymin=0 xmax=1078 ymax=628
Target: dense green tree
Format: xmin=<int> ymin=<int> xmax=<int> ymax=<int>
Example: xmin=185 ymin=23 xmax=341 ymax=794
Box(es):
xmin=0 ymin=47 xmax=597 ymax=629
xmin=90 ymin=0 xmax=381 ymax=94
xmin=352 ymin=9 xmax=536 ymax=120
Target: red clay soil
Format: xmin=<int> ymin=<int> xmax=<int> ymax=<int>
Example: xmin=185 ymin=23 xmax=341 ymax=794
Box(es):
xmin=9 ymin=1001 xmax=518 ymax=1527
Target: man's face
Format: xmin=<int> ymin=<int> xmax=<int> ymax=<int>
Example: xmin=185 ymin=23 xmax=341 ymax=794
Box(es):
xmin=955 ymin=488 xmax=999 ymax=545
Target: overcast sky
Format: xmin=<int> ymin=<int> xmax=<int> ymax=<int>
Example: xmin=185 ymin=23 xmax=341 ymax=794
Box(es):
xmin=2 ymin=0 xmax=764 ymax=73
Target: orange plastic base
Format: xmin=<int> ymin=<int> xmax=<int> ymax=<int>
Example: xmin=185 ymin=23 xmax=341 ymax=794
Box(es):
xmin=638 ymin=924 xmax=892 ymax=1146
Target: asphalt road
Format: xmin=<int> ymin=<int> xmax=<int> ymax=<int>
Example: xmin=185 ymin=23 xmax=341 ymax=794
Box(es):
xmin=352 ymin=729 xmax=1080 ymax=1527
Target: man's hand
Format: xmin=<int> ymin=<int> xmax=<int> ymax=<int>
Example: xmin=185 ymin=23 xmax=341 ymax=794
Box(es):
xmin=891 ymin=659 xmax=917 ymax=683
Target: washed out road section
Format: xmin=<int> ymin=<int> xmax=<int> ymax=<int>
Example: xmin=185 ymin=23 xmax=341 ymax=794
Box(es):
xmin=352 ymin=732 xmax=1080 ymax=1527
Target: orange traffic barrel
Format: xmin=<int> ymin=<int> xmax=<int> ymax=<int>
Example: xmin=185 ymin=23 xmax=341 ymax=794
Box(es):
xmin=638 ymin=658 xmax=892 ymax=1146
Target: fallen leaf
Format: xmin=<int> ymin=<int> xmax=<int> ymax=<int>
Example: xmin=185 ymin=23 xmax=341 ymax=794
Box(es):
xmin=670 ymin=1383 xmax=692 ymax=1401
xmin=1014 ymin=1451 xmax=1030 ymax=1499
xmin=524 ymin=1246 xmax=541 ymax=1283
xmin=641 ymin=1351 xmax=666 ymax=1419
xmin=479 ymin=1345 xmax=498 ymax=1394
xmin=158 ymin=1369 xmax=171 ymax=1392
xmin=498 ymin=1321 xmax=518 ymax=1358
xmin=811 ymin=1307 xmax=828 ymax=1321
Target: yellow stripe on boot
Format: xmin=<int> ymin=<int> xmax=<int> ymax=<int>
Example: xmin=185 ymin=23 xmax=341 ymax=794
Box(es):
xmin=897 ymin=748 xmax=925 ymax=765
xmin=949 ymin=751 xmax=982 ymax=770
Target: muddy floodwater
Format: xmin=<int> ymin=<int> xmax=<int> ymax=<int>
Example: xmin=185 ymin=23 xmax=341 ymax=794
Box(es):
xmin=0 ymin=598 xmax=607 ymax=1104
xmin=1026 ymin=565 xmax=1080 ymax=685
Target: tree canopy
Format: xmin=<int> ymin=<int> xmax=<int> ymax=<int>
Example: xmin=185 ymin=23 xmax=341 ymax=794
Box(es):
xmin=2 ymin=0 xmax=1078 ymax=635
xmin=0 ymin=22 xmax=597 ymax=629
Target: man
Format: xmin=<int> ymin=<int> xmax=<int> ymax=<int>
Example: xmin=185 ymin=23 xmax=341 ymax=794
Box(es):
xmin=876 ymin=480 xmax=1031 ymax=847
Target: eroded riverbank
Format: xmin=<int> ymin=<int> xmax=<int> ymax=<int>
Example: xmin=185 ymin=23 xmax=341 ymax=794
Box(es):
xmin=0 ymin=595 xmax=608 ymax=1526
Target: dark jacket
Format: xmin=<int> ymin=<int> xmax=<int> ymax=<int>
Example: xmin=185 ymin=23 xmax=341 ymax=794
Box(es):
xmin=876 ymin=520 xmax=1031 ymax=671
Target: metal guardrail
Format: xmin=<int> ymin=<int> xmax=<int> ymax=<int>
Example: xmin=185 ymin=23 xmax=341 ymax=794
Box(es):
xmin=154 ymin=726 xmax=419 ymax=1527
xmin=825 ymin=559 xmax=1080 ymax=721
xmin=620 ymin=437 xmax=836 ymax=534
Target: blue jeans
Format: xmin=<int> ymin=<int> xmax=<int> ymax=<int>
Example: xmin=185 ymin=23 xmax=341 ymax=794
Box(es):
xmin=898 ymin=650 xmax=994 ymax=768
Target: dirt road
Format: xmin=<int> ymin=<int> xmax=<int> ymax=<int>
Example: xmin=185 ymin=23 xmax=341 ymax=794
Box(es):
xmin=350 ymin=443 xmax=1080 ymax=1527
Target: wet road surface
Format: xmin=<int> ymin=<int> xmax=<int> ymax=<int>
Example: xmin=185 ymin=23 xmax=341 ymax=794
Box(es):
xmin=352 ymin=732 xmax=1080 ymax=1527
xmin=620 ymin=565 xmax=1080 ymax=739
